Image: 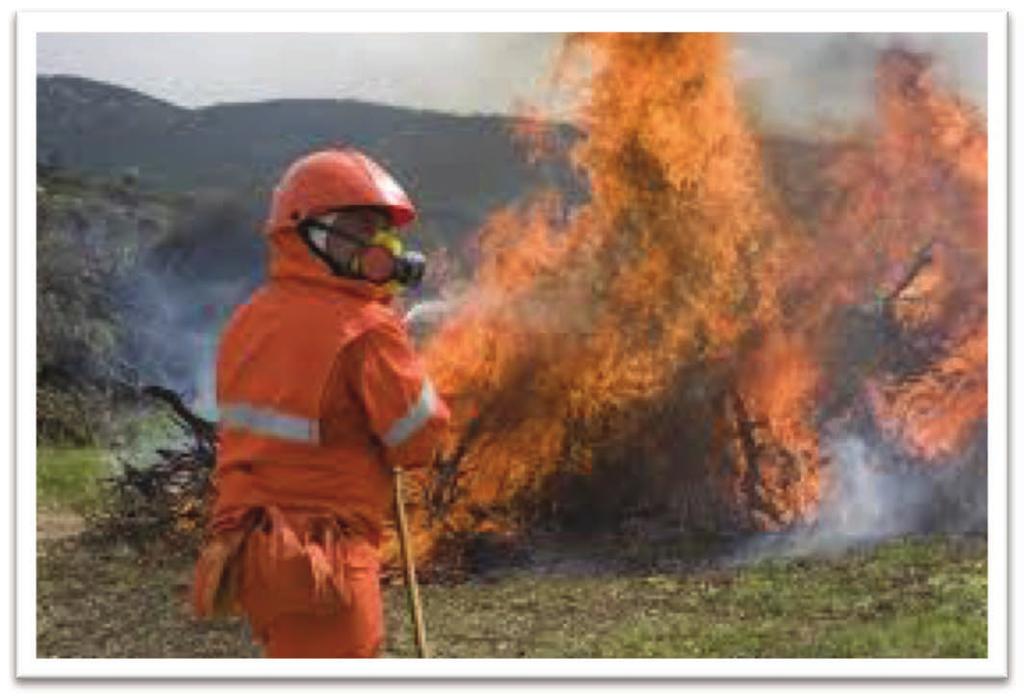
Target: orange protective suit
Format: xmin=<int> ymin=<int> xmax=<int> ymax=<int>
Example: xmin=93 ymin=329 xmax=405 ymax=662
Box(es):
xmin=192 ymin=182 xmax=449 ymax=657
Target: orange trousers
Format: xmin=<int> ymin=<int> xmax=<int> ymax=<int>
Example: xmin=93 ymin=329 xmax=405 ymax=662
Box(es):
xmin=193 ymin=506 xmax=384 ymax=658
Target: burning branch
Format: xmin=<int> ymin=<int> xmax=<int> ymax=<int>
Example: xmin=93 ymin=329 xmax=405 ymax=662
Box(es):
xmin=729 ymin=389 xmax=768 ymax=521
xmin=881 ymin=238 xmax=938 ymax=310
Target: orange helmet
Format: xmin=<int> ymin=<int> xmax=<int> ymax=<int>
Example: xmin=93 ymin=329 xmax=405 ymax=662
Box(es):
xmin=266 ymin=148 xmax=416 ymax=234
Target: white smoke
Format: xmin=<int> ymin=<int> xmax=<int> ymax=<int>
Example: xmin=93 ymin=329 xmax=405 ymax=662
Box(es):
xmin=731 ymin=33 xmax=987 ymax=136
xmin=731 ymin=428 xmax=987 ymax=563
xmin=816 ymin=434 xmax=934 ymax=541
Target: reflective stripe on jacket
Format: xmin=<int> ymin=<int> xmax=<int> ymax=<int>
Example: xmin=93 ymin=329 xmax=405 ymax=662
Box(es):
xmin=211 ymin=261 xmax=450 ymax=542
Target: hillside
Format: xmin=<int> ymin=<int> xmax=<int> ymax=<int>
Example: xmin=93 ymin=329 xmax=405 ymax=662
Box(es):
xmin=37 ymin=75 xmax=831 ymax=273
xmin=37 ymin=75 xmax=583 ymax=253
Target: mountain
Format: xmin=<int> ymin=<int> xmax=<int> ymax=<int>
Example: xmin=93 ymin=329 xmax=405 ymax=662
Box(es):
xmin=37 ymin=75 xmax=582 ymax=253
xmin=37 ymin=75 xmax=830 ymax=256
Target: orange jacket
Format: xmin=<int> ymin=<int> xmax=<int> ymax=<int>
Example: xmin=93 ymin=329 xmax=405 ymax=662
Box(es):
xmin=208 ymin=224 xmax=450 ymax=544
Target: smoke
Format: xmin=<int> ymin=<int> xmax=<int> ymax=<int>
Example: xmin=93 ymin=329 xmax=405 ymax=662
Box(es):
xmin=118 ymin=193 xmax=265 ymax=421
xmin=731 ymin=33 xmax=986 ymax=136
xmin=134 ymin=281 xmax=256 ymax=419
xmin=731 ymin=426 xmax=987 ymax=563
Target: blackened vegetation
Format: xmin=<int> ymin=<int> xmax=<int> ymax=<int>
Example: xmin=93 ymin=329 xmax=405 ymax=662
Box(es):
xmin=90 ymin=386 xmax=217 ymax=550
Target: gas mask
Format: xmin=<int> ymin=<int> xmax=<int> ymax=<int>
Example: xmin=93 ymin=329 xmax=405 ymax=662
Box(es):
xmin=301 ymin=218 xmax=427 ymax=291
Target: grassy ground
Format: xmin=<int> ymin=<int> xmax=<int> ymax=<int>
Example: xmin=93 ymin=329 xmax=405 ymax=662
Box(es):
xmin=37 ymin=446 xmax=115 ymax=545
xmin=381 ymin=536 xmax=986 ymax=658
xmin=37 ymin=446 xmax=112 ymax=514
xmin=35 ymin=447 xmax=987 ymax=659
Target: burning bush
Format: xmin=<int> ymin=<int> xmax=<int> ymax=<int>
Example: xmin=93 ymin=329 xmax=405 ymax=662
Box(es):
xmin=85 ymin=37 xmax=987 ymax=567
xmin=414 ymin=34 xmax=810 ymax=561
xmin=411 ymin=36 xmax=987 ymax=563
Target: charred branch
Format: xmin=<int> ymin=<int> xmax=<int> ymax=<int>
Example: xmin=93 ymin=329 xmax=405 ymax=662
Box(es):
xmin=729 ymin=389 xmax=766 ymax=521
xmin=91 ymin=385 xmax=216 ymax=550
xmin=729 ymin=388 xmax=789 ymax=527
xmin=428 ymin=410 xmax=485 ymax=521
xmin=142 ymin=384 xmax=217 ymax=447
xmin=882 ymin=238 xmax=938 ymax=309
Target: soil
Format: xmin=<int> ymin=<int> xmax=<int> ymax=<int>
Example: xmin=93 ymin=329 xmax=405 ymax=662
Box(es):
xmin=37 ymin=508 xmax=86 ymax=541
xmin=36 ymin=515 xmax=262 ymax=658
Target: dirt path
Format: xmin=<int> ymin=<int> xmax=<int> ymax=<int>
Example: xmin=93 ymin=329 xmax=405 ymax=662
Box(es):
xmin=37 ymin=508 xmax=85 ymax=542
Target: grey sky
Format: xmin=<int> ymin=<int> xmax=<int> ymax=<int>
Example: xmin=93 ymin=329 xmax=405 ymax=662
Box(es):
xmin=38 ymin=33 xmax=564 ymax=114
xmin=37 ymin=32 xmax=986 ymax=132
xmin=733 ymin=33 xmax=987 ymax=134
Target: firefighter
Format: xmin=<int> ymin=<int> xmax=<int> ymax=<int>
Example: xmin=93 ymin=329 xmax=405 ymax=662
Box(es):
xmin=191 ymin=148 xmax=450 ymax=658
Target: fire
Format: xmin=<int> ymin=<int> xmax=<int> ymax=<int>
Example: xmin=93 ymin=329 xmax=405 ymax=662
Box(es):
xmin=404 ymin=37 xmax=987 ymax=565
xmin=731 ymin=331 xmax=823 ymax=528
xmin=814 ymin=49 xmax=988 ymax=462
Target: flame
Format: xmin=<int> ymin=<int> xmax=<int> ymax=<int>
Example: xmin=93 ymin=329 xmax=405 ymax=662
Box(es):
xmin=401 ymin=39 xmax=986 ymax=564
xmin=732 ymin=331 xmax=823 ymax=527
xmin=815 ymin=49 xmax=988 ymax=461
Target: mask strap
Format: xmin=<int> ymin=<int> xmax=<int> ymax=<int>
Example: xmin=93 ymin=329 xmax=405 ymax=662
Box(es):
xmin=297 ymin=218 xmax=398 ymax=283
xmin=296 ymin=220 xmax=350 ymax=278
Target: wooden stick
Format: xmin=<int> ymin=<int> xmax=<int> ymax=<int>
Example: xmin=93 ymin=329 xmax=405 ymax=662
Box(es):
xmin=393 ymin=467 xmax=429 ymax=658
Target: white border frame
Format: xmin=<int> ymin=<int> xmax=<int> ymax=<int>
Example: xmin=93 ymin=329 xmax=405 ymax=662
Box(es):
xmin=15 ymin=10 xmax=1008 ymax=680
